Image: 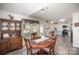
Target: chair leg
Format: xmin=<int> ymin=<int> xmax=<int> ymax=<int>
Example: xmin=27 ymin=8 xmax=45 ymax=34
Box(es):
xmin=49 ymin=48 xmax=55 ymax=55
xmin=49 ymin=49 xmax=51 ymax=55
xmin=27 ymin=50 xmax=28 ymax=55
xmin=31 ymin=51 xmax=32 ymax=55
xmin=53 ymin=48 xmax=55 ymax=55
xmin=39 ymin=49 xmax=43 ymax=55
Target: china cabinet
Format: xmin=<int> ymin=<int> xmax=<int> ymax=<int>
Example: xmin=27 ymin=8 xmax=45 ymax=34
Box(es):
xmin=22 ymin=19 xmax=40 ymax=39
xmin=0 ymin=18 xmax=22 ymax=54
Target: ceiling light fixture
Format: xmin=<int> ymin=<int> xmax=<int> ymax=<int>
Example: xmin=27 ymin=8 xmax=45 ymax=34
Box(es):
xmin=50 ymin=21 xmax=54 ymax=24
xmin=60 ymin=19 xmax=66 ymax=21
xmin=41 ymin=9 xmax=45 ymax=13
xmin=41 ymin=9 xmax=45 ymax=11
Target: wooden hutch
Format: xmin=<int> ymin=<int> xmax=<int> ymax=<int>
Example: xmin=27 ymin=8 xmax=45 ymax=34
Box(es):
xmin=0 ymin=18 xmax=22 ymax=54
xmin=22 ymin=19 xmax=40 ymax=40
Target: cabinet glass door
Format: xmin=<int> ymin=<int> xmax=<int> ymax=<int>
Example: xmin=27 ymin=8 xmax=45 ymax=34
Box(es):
xmin=10 ymin=23 xmax=15 ymax=30
xmin=22 ymin=21 xmax=31 ymax=34
xmin=16 ymin=23 xmax=20 ymax=27
xmin=32 ymin=23 xmax=40 ymax=36
xmin=2 ymin=22 xmax=8 ymax=26
xmin=2 ymin=22 xmax=9 ymax=30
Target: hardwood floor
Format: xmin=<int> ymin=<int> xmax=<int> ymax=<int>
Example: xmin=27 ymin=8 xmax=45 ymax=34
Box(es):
xmin=6 ymin=36 xmax=79 ymax=55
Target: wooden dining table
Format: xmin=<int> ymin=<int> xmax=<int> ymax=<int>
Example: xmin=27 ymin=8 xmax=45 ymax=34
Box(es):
xmin=31 ymin=38 xmax=55 ymax=54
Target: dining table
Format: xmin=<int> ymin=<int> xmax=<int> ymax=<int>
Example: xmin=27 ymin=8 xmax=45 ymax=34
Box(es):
xmin=31 ymin=36 xmax=55 ymax=54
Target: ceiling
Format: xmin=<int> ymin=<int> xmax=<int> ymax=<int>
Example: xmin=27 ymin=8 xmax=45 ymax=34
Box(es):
xmin=0 ymin=3 xmax=79 ymax=21
xmin=0 ymin=3 xmax=48 ymax=16
xmin=30 ymin=3 xmax=79 ymax=21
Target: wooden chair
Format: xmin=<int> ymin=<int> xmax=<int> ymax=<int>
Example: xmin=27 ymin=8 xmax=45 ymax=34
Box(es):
xmin=43 ymin=37 xmax=56 ymax=55
xmin=31 ymin=32 xmax=37 ymax=40
xmin=48 ymin=31 xmax=55 ymax=38
xmin=24 ymin=38 xmax=40 ymax=55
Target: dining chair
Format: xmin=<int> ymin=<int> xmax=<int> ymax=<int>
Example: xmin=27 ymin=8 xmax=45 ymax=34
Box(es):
xmin=24 ymin=38 xmax=40 ymax=55
xmin=43 ymin=37 xmax=56 ymax=55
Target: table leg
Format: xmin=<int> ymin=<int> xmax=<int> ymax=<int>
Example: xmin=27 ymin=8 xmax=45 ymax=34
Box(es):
xmin=39 ymin=48 xmax=43 ymax=55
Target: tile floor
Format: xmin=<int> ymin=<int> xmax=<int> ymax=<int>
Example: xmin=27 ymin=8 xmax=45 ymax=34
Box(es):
xmin=6 ymin=36 xmax=79 ymax=55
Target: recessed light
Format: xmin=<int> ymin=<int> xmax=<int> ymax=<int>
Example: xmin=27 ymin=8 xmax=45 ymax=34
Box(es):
xmin=50 ymin=21 xmax=54 ymax=24
xmin=60 ymin=19 xmax=66 ymax=21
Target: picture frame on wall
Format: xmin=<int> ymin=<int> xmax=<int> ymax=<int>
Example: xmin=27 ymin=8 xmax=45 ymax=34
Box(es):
xmin=74 ymin=23 xmax=79 ymax=27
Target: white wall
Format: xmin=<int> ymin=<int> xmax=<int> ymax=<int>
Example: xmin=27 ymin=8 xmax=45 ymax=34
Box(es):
xmin=72 ymin=12 xmax=79 ymax=48
xmin=39 ymin=20 xmax=71 ymax=36
xmin=0 ymin=10 xmax=40 ymax=21
xmin=0 ymin=10 xmax=27 ymax=20
xmin=39 ymin=20 xmax=45 ymax=36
